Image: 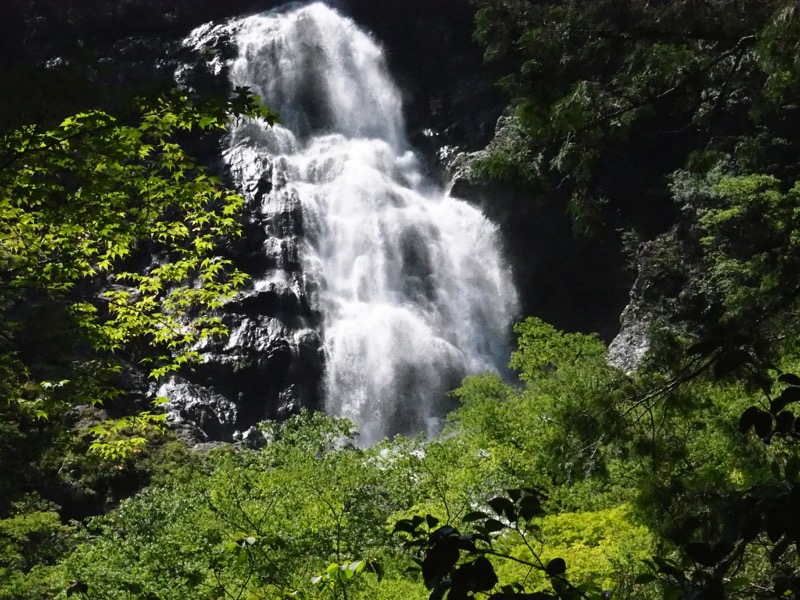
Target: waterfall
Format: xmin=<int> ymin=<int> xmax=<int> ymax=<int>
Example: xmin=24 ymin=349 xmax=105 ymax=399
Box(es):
xmin=214 ymin=2 xmax=517 ymax=444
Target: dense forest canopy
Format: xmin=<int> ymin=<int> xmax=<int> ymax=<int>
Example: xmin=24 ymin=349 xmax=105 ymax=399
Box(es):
xmin=3 ymin=1 xmax=800 ymax=599
xmin=471 ymin=0 xmax=800 ymax=230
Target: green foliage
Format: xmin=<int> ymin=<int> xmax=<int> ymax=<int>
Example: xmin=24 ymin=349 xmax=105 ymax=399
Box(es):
xmin=617 ymin=166 xmax=800 ymax=398
xmin=392 ymin=489 xmax=651 ymax=599
xmin=1 ymin=94 xmax=246 ymax=375
xmin=525 ymin=506 xmax=653 ymax=592
xmin=509 ymin=318 xmax=606 ymax=383
xmin=86 ymin=401 xmax=168 ymax=461
xmin=671 ymin=171 xmax=800 ymax=360
xmin=303 ymin=558 xmax=384 ymax=599
xmin=0 ymin=89 xmax=274 ymax=460
xmin=463 ymin=10 xmax=800 ymax=593
xmin=448 ymin=314 xmax=800 ymax=596
xmin=47 ymin=408 xmax=658 ymax=599
xmin=59 ymin=413 xmax=419 ymax=599
xmin=470 ymin=0 xmax=800 ymax=234
xmin=0 ymin=497 xmax=73 ymax=600
xmin=452 ymin=318 xmax=629 ymax=496
xmin=0 ymin=507 xmax=72 ymax=572
xmin=0 ymin=87 xmax=276 ymax=594
xmin=13 ymin=322 xmax=798 ymax=600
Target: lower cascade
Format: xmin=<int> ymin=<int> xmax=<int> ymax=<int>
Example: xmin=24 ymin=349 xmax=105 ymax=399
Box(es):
xmin=178 ymin=1 xmax=518 ymax=444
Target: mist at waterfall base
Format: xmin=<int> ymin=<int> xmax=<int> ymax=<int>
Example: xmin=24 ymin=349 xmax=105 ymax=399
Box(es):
xmin=204 ymin=2 xmax=518 ymax=445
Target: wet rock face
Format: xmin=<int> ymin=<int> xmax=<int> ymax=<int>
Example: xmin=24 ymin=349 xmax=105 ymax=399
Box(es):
xmin=159 ymin=128 xmax=327 ymax=439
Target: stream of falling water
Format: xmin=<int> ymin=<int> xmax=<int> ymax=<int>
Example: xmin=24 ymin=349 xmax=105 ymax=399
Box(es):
xmin=222 ymin=2 xmax=517 ymax=444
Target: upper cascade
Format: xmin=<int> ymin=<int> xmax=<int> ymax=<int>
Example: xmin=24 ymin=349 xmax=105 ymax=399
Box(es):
xmin=231 ymin=2 xmax=405 ymax=148
xmin=184 ymin=1 xmax=518 ymax=445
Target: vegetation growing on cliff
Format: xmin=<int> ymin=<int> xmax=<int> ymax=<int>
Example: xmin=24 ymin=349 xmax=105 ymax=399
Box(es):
xmin=4 ymin=0 xmax=800 ymax=599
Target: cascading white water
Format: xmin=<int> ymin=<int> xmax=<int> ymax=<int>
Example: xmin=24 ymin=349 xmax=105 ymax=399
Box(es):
xmin=222 ymin=2 xmax=518 ymax=444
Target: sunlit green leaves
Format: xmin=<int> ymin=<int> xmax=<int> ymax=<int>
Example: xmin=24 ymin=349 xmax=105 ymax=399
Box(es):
xmin=0 ymin=92 xmax=258 ymax=376
xmin=0 ymin=90 xmax=274 ymax=459
xmin=509 ymin=318 xmax=606 ymax=383
xmin=61 ymin=413 xmax=419 ymax=600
